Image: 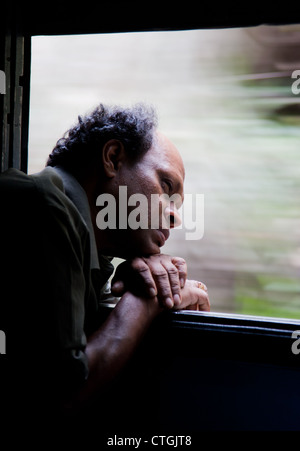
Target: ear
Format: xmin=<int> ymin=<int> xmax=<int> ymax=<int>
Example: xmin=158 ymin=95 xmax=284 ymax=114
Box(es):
xmin=102 ymin=139 xmax=126 ymax=178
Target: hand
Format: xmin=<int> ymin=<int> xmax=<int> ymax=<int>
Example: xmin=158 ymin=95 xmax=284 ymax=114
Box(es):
xmin=111 ymin=254 xmax=187 ymax=309
xmin=173 ymin=279 xmax=210 ymax=312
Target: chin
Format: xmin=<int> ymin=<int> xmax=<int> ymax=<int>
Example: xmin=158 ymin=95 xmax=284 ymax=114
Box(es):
xmin=143 ymin=244 xmax=161 ymax=257
xmin=132 ymin=243 xmax=161 ymax=258
xmin=131 ymin=235 xmax=161 ymax=257
xmin=112 ymin=230 xmax=162 ymax=258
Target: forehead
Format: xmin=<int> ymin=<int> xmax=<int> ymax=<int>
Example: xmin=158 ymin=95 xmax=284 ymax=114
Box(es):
xmin=146 ymin=133 xmax=185 ymax=185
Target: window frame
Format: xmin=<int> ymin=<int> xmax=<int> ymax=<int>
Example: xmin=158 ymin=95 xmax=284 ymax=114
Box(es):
xmin=2 ymin=0 xmax=300 ymax=355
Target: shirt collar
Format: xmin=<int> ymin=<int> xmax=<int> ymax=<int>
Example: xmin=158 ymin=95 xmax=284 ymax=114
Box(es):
xmin=53 ymin=166 xmax=100 ymax=271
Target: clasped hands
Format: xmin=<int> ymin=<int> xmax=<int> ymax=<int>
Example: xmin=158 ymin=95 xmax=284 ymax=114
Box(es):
xmin=111 ymin=254 xmax=210 ymax=312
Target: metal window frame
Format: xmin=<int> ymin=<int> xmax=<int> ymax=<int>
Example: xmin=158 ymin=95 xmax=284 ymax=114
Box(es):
xmin=2 ymin=0 xmax=300 ymax=361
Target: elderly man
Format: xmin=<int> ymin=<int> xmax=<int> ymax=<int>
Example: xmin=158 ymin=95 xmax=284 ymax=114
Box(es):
xmin=0 ymin=103 xmax=209 ymax=425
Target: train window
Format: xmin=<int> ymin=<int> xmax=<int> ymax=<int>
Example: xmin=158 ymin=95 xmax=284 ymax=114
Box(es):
xmin=28 ymin=25 xmax=300 ymax=319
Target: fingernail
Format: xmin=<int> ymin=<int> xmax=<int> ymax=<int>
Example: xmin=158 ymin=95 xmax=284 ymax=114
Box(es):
xmin=149 ymin=287 xmax=156 ymax=298
xmin=165 ymin=297 xmax=174 ymax=309
xmin=173 ymin=294 xmax=181 ymax=306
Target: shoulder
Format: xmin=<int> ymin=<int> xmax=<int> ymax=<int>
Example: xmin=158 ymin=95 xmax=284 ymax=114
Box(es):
xmin=34 ymin=169 xmax=91 ymax=246
xmin=0 ymin=166 xmax=64 ymax=198
xmin=0 ymin=167 xmax=88 ymax=238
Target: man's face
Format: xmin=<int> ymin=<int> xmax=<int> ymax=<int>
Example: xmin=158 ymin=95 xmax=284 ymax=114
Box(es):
xmin=101 ymin=132 xmax=185 ymax=258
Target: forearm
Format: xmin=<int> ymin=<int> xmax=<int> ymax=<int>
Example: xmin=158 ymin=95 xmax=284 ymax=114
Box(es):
xmin=66 ymin=292 xmax=161 ymax=411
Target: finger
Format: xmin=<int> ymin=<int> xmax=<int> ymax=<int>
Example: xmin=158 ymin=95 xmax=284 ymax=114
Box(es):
xmin=182 ymin=302 xmax=199 ymax=311
xmin=191 ymin=279 xmax=210 ymax=311
xmin=198 ymin=293 xmax=210 ymax=311
xmin=111 ymin=280 xmax=125 ymax=296
xmin=130 ymin=258 xmax=157 ymax=298
xmin=171 ymin=257 xmax=187 ymax=288
xmin=146 ymin=260 xmax=175 ymax=309
xmin=160 ymin=260 xmax=182 ymax=307
xmin=111 ymin=261 xmax=130 ymax=294
xmin=196 ymin=286 xmax=210 ymax=311
xmin=112 ymin=258 xmax=157 ymax=298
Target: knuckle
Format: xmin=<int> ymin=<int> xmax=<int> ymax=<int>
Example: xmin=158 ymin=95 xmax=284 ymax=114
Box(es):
xmin=165 ymin=265 xmax=179 ymax=276
xmin=175 ymin=264 xmax=187 ymax=278
xmin=172 ymin=256 xmax=186 ymax=267
xmin=172 ymin=256 xmax=185 ymax=263
xmin=152 ymin=268 xmax=168 ymax=279
xmin=131 ymin=258 xmax=149 ymax=273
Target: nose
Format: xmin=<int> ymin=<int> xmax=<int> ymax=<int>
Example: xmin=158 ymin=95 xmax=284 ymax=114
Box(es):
xmin=164 ymin=203 xmax=182 ymax=229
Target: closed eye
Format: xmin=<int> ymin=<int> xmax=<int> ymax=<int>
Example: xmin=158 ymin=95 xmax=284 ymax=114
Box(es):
xmin=161 ymin=179 xmax=173 ymax=193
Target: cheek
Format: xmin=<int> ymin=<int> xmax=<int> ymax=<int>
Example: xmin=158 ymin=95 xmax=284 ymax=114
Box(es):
xmin=127 ymin=178 xmax=162 ymax=203
xmin=129 ymin=165 xmax=160 ymax=194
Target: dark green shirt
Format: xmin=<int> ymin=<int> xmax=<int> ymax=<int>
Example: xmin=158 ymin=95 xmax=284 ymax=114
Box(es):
xmin=0 ymin=166 xmax=114 ymax=408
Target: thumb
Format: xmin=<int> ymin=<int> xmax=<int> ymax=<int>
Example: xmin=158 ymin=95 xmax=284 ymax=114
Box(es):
xmin=111 ymin=279 xmax=125 ymax=295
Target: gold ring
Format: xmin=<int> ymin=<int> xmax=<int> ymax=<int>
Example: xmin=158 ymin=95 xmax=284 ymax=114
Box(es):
xmin=197 ymin=281 xmax=207 ymax=291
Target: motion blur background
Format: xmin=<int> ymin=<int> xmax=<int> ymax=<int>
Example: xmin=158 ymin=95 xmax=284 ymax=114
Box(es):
xmin=29 ymin=25 xmax=300 ymax=319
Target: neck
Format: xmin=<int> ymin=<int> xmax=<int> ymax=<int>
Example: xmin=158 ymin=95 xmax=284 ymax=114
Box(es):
xmin=80 ymin=173 xmax=115 ymax=255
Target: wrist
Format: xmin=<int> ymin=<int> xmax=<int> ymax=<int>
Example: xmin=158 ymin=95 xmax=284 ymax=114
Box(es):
xmin=118 ymin=291 xmax=162 ymax=322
